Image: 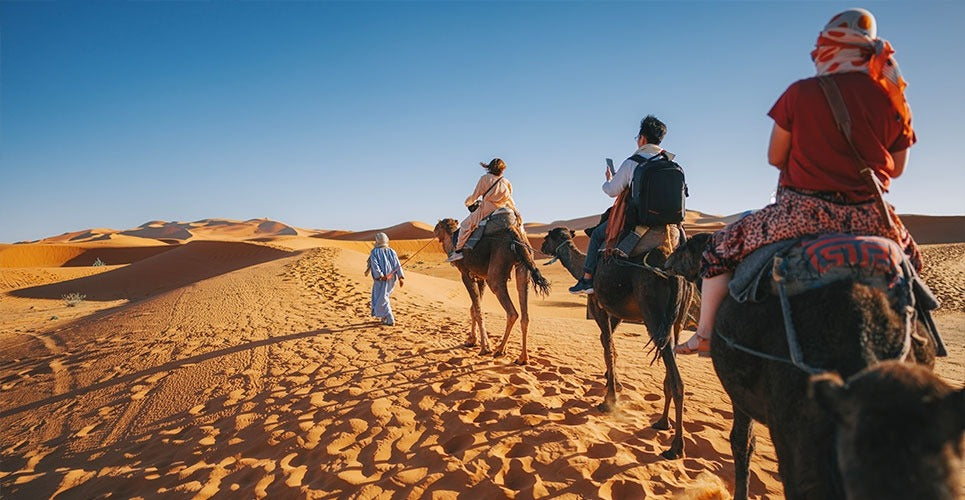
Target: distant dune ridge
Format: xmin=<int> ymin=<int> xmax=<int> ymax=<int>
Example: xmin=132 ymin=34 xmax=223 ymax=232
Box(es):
xmin=0 ymin=211 xmax=961 ymax=498
xmin=6 ymin=211 xmax=962 ymax=247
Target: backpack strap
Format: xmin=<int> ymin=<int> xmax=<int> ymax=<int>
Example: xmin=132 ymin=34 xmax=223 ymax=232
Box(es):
xmin=480 ymin=176 xmax=503 ymax=198
xmin=628 ymin=151 xmax=666 ymax=166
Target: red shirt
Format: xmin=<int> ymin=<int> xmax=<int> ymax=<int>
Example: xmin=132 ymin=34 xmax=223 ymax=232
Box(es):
xmin=768 ymin=72 xmax=916 ymax=200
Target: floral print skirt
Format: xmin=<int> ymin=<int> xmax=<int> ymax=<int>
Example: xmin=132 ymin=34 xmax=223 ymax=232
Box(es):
xmin=701 ymin=187 xmax=921 ymax=278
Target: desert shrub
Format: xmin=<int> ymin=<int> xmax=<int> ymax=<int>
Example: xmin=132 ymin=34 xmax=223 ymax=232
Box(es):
xmin=398 ymin=252 xmax=411 ymax=261
xmin=92 ymin=258 xmax=106 ymax=267
xmin=62 ymin=292 xmax=86 ymax=307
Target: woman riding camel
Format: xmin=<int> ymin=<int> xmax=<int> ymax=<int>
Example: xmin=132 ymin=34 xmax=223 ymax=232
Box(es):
xmin=676 ymin=8 xmax=920 ymax=355
xmin=447 ymin=158 xmax=525 ymax=262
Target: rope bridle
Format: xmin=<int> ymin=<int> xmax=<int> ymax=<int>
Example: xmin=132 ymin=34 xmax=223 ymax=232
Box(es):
xmin=543 ymin=240 xmax=572 ymax=265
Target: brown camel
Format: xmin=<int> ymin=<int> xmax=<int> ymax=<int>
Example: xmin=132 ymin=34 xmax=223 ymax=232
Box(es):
xmin=666 ymin=232 xmax=939 ymax=499
xmin=433 ymin=218 xmax=550 ymax=365
xmin=810 ymin=361 xmax=964 ymax=500
xmin=540 ymin=227 xmax=694 ymax=459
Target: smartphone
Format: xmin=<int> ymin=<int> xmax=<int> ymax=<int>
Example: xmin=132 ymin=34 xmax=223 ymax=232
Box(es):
xmin=605 ymin=158 xmax=615 ymax=176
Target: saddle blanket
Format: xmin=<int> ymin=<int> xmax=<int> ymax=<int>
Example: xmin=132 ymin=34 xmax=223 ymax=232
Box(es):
xmin=731 ymin=234 xmax=931 ymax=304
xmin=730 ymin=233 xmax=945 ymax=356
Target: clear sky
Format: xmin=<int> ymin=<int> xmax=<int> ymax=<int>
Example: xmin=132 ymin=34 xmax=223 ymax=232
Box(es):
xmin=2 ymin=1 xmax=963 ymax=243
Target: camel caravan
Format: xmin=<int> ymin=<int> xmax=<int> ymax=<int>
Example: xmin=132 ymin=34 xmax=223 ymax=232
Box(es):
xmin=420 ymin=10 xmax=964 ymax=499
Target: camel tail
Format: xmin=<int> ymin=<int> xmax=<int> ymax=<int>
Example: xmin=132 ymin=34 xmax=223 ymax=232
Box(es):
xmin=648 ymin=275 xmax=688 ymax=365
xmin=512 ymin=235 xmax=551 ymax=297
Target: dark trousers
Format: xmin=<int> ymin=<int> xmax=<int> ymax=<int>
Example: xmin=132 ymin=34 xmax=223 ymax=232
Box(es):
xmin=583 ymin=221 xmax=607 ymax=276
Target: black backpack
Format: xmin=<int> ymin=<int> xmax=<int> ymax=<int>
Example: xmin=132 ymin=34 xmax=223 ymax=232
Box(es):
xmin=628 ymin=152 xmax=688 ymax=227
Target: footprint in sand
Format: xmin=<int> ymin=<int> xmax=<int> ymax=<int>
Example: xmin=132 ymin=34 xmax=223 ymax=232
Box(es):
xmin=457 ymin=399 xmax=482 ymax=411
xmin=518 ymin=401 xmax=548 ymax=416
xmin=473 ymin=410 xmax=501 ymax=424
xmin=586 ymin=442 xmax=619 ymax=459
xmin=500 ymin=458 xmax=537 ymax=492
xmin=600 ymin=479 xmax=646 ymax=499
xmin=441 ymin=433 xmax=475 ymax=455
xmin=504 ymin=440 xmax=536 ymax=458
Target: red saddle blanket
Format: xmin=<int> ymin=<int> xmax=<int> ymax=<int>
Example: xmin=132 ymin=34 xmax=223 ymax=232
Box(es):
xmin=731 ymin=234 xmax=912 ymax=303
xmin=788 ymin=234 xmax=904 ymax=289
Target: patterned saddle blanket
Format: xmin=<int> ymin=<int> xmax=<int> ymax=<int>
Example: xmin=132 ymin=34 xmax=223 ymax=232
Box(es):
xmin=731 ymin=234 xmax=930 ymax=303
xmin=730 ymin=233 xmax=944 ymax=355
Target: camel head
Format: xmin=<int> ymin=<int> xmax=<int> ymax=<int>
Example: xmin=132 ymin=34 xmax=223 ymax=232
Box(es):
xmin=665 ymin=231 xmax=711 ymax=282
xmin=810 ymin=362 xmax=965 ymax=499
xmin=540 ymin=227 xmax=576 ymax=256
xmin=433 ymin=219 xmax=459 ymax=243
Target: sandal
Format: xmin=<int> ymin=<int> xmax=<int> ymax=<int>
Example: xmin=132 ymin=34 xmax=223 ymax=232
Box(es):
xmin=674 ymin=333 xmax=711 ymax=356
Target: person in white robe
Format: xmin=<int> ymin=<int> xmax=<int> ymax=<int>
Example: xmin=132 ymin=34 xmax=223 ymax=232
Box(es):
xmin=366 ymin=232 xmax=404 ymax=325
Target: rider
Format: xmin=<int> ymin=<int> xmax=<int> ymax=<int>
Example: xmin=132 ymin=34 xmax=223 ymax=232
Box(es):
xmin=447 ymin=158 xmax=525 ymax=262
xmin=569 ymin=115 xmax=673 ymax=294
xmin=675 ymin=8 xmax=920 ymax=355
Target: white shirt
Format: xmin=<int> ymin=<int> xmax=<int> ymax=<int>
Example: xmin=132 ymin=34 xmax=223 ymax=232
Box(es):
xmin=601 ymin=144 xmax=676 ymax=198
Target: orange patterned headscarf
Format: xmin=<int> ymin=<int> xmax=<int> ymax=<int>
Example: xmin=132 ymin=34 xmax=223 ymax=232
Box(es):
xmin=811 ymin=8 xmax=912 ymax=136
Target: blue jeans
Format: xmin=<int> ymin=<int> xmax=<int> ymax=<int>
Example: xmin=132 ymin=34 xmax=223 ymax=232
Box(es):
xmin=583 ymin=221 xmax=607 ymax=276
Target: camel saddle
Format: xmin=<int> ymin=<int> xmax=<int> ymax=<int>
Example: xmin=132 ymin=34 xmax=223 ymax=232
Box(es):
xmin=731 ymin=233 xmax=946 ymax=356
xmin=615 ymin=224 xmax=681 ymax=260
xmin=461 ymin=208 xmax=519 ymax=250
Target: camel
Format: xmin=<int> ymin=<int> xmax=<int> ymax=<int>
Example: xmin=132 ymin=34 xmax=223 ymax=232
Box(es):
xmin=810 ymin=361 xmax=964 ymax=499
xmin=433 ymin=218 xmax=550 ymax=365
xmin=540 ymin=227 xmax=694 ymax=459
xmin=665 ymin=232 xmax=939 ymax=499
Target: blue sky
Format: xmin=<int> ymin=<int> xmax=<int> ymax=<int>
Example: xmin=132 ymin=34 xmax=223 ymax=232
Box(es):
xmin=2 ymin=1 xmax=962 ymax=243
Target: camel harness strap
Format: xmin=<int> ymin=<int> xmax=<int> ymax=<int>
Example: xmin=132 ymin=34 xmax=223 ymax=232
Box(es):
xmin=714 ymin=256 xmax=914 ymax=375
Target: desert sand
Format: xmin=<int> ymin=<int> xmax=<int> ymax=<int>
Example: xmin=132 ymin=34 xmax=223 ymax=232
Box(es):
xmin=0 ymin=214 xmax=962 ymax=499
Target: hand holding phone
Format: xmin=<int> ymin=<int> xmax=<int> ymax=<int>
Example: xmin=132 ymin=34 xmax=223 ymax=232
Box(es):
xmin=605 ymin=158 xmax=615 ymax=178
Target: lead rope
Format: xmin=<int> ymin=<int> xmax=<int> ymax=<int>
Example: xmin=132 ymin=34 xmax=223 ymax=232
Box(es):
xmin=399 ymin=238 xmax=436 ymax=268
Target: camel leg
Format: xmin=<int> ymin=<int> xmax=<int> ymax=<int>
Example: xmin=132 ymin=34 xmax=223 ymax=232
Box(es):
xmin=590 ymin=296 xmax=619 ymax=413
xmin=652 ymin=375 xmax=672 ymax=430
xmin=512 ymin=265 xmax=530 ymax=365
xmin=601 ymin=315 xmax=620 ymax=380
xmin=731 ymin=407 xmax=756 ymax=500
xmin=658 ymin=343 xmax=685 ymax=459
xmin=461 ymin=274 xmax=488 ymax=353
xmin=475 ymin=280 xmax=490 ymax=354
xmin=489 ymin=275 xmax=519 ymax=359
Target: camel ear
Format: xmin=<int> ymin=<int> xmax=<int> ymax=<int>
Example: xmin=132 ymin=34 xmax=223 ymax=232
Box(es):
xmin=809 ymin=372 xmax=850 ymax=422
xmin=570 ymin=229 xmax=576 ymax=238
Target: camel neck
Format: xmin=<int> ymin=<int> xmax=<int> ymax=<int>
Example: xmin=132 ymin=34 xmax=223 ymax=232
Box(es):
xmin=557 ymin=241 xmax=585 ymax=280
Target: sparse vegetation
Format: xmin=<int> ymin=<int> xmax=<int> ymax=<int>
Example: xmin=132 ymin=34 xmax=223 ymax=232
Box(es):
xmin=62 ymin=292 xmax=86 ymax=307
xmin=93 ymin=258 xmax=106 ymax=267
xmin=398 ymin=252 xmax=411 ymax=261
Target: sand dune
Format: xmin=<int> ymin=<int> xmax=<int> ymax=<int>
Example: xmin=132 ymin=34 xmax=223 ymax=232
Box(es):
xmin=10 ymin=241 xmax=294 ymax=301
xmin=0 ymin=244 xmax=176 ymax=268
xmin=0 ymin=215 xmax=962 ymax=498
xmin=322 ymin=221 xmax=436 ymax=242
